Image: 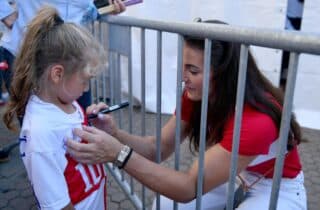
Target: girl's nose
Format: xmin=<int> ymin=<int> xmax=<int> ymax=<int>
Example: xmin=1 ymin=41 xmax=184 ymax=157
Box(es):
xmin=84 ymin=82 xmax=90 ymax=92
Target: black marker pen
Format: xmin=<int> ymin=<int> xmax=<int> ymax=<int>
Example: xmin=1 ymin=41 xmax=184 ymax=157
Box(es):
xmin=87 ymin=101 xmax=129 ymax=119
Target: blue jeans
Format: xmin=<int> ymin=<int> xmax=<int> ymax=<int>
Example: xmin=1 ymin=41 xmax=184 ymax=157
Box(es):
xmin=0 ymin=47 xmax=14 ymax=99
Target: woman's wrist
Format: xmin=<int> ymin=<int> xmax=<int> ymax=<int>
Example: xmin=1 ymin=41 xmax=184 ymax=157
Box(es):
xmin=113 ymin=144 xmax=133 ymax=169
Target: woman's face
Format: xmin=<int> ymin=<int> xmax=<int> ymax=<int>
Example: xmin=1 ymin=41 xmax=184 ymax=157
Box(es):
xmin=183 ymin=43 xmax=207 ymax=101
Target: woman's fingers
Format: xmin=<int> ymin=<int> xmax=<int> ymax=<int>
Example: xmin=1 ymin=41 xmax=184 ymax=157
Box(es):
xmin=66 ymin=138 xmax=95 ymax=163
xmin=67 ymin=126 xmax=121 ymax=164
xmin=72 ymin=126 xmax=99 ymax=143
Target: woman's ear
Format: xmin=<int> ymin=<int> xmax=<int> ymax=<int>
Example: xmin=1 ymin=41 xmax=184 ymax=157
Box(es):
xmin=50 ymin=64 xmax=64 ymax=84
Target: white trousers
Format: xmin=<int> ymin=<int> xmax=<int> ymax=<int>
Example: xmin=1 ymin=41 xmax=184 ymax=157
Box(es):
xmin=152 ymin=171 xmax=307 ymax=210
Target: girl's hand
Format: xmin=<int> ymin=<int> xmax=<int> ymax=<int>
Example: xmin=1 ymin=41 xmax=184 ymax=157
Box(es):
xmin=86 ymin=102 xmax=119 ymax=137
xmin=108 ymin=0 xmax=126 ymax=14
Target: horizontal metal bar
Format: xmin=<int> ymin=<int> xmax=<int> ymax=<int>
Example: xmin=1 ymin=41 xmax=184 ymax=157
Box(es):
xmin=100 ymin=15 xmax=320 ymax=55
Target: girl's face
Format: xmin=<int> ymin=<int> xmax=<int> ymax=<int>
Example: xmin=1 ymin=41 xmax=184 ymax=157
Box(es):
xmin=59 ymin=69 xmax=93 ymax=104
xmin=183 ymin=43 xmax=207 ymax=101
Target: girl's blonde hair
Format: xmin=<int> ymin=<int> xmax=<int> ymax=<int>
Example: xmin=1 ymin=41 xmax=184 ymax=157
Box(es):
xmin=3 ymin=6 xmax=107 ymax=131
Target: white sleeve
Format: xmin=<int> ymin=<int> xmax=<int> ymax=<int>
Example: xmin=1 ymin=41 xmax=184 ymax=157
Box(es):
xmin=25 ymin=152 xmax=70 ymax=210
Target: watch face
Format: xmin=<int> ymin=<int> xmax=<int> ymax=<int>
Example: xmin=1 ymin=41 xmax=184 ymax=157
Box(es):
xmin=118 ymin=150 xmax=127 ymax=162
xmin=116 ymin=145 xmax=131 ymax=167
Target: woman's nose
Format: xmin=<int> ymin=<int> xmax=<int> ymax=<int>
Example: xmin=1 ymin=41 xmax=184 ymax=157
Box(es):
xmin=182 ymin=70 xmax=188 ymax=82
xmin=183 ymin=74 xmax=191 ymax=85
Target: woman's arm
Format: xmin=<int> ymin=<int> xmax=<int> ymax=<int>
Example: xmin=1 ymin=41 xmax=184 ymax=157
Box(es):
xmin=67 ymin=126 xmax=256 ymax=202
xmin=114 ymin=115 xmax=189 ymax=161
xmin=124 ymin=143 xmax=256 ymax=202
xmin=85 ymin=102 xmax=189 ymax=161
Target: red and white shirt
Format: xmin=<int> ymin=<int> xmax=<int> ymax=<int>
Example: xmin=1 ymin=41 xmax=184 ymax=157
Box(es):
xmin=20 ymin=95 xmax=107 ymax=210
xmin=180 ymin=91 xmax=302 ymax=178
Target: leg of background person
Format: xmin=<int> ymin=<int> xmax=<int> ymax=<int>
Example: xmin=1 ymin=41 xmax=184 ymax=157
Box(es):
xmin=0 ymin=47 xmax=5 ymax=105
xmin=0 ymin=47 xmax=20 ymax=162
xmin=151 ymin=183 xmax=228 ymax=210
xmin=0 ymin=73 xmax=4 ymax=105
xmin=2 ymin=47 xmax=14 ymax=95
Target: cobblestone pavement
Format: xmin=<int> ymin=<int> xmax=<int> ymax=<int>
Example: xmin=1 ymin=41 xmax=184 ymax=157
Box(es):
xmin=1 ymin=106 xmax=319 ymax=210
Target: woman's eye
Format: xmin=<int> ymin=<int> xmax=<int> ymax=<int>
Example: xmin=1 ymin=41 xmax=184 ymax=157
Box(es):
xmin=189 ymin=68 xmax=199 ymax=75
xmin=190 ymin=70 xmax=198 ymax=75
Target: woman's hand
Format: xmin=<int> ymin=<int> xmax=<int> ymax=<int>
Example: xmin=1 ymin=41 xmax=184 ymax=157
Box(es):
xmin=108 ymin=0 xmax=126 ymax=14
xmin=66 ymin=125 xmax=123 ymax=164
xmin=86 ymin=102 xmax=119 ymax=137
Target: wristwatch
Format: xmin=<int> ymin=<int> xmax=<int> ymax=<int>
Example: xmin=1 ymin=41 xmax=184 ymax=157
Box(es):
xmin=114 ymin=145 xmax=133 ymax=169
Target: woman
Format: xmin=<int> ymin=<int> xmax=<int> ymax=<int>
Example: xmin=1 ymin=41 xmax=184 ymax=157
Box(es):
xmin=67 ymin=20 xmax=307 ymax=210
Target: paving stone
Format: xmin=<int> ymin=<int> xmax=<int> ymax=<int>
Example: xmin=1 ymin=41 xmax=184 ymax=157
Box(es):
xmin=8 ymin=197 xmax=35 ymax=210
xmin=111 ymin=191 xmax=127 ymax=202
xmin=120 ymin=199 xmax=135 ymax=209
xmin=20 ymin=188 xmax=34 ymax=198
xmin=108 ymin=201 xmax=120 ymax=210
xmin=1 ymin=190 xmax=19 ymax=201
xmin=0 ymin=198 xmax=8 ymax=208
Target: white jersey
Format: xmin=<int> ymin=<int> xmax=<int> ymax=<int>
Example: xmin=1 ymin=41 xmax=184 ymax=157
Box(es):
xmin=20 ymin=95 xmax=107 ymax=210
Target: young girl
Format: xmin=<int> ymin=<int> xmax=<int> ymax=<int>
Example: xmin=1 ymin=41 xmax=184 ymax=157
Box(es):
xmin=3 ymin=7 xmax=107 ymax=210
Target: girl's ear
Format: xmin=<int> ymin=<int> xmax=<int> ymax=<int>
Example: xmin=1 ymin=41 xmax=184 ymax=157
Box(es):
xmin=50 ymin=64 xmax=64 ymax=84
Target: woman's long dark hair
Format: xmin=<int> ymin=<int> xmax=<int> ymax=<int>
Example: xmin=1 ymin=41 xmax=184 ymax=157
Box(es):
xmin=187 ymin=20 xmax=301 ymax=152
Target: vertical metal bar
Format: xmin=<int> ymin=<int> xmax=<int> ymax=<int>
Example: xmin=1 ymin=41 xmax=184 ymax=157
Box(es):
xmin=195 ymin=39 xmax=211 ymax=210
xmin=89 ymin=21 xmax=96 ymax=103
xmin=127 ymin=27 xmax=135 ymax=194
xmin=117 ymin=54 xmax=123 ymax=126
xmin=155 ymin=30 xmax=162 ymax=210
xmin=95 ymin=74 xmax=99 ymax=102
xmin=226 ymin=44 xmax=249 ymax=210
xmin=140 ymin=27 xmax=147 ymax=210
xmin=109 ymin=53 xmax=115 ymax=104
xmin=99 ymin=22 xmax=107 ymax=104
xmin=173 ymin=34 xmax=184 ymax=210
xmin=93 ymin=20 xmax=99 ymax=102
xmin=118 ymin=53 xmax=125 ymax=181
xmin=269 ymin=52 xmax=300 ymax=210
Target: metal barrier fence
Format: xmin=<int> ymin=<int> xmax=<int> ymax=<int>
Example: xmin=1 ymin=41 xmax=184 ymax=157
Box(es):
xmin=88 ymin=15 xmax=320 ymax=210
